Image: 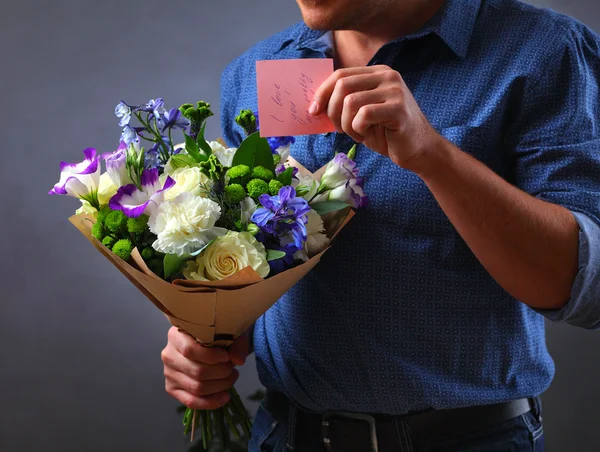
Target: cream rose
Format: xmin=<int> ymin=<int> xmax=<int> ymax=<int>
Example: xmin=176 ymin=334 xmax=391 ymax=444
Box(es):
xmin=183 ymin=231 xmax=269 ymax=281
xmin=75 ymin=172 xmax=118 ymax=215
xmin=159 ymin=166 xmax=210 ymax=201
xmin=148 ymin=192 xmax=227 ymax=256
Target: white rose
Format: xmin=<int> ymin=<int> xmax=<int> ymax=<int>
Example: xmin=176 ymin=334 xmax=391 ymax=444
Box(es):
xmin=183 ymin=231 xmax=269 ymax=281
xmin=209 ymin=141 xmax=237 ymax=167
xmin=163 ymin=143 xmax=187 ymax=175
xmin=76 ymin=172 xmax=118 ymax=215
xmin=159 ymin=166 xmax=210 ymax=201
xmin=148 ymin=192 xmax=226 ymax=256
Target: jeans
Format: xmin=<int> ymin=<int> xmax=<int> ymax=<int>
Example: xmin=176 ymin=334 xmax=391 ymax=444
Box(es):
xmin=248 ymin=394 xmax=545 ymax=452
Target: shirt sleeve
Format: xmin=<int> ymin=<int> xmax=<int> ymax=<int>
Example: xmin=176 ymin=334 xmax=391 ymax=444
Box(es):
xmin=220 ymin=59 xmax=245 ymax=148
xmin=505 ymin=25 xmax=600 ymax=330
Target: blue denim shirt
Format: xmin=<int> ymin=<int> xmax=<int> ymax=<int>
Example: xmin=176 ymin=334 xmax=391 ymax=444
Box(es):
xmin=220 ymin=0 xmax=600 ymax=414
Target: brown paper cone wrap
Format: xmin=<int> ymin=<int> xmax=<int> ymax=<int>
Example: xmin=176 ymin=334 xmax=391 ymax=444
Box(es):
xmin=68 ymin=158 xmax=354 ymax=346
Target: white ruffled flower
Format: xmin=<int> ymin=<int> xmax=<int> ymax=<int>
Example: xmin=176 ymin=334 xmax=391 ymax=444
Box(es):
xmin=183 ymin=231 xmax=269 ymax=281
xmin=148 ymin=192 xmax=227 ymax=256
xmin=159 ymin=166 xmax=210 ymax=201
xmin=210 ymin=141 xmax=237 ymax=167
xmin=305 ymin=209 xmax=329 ymax=256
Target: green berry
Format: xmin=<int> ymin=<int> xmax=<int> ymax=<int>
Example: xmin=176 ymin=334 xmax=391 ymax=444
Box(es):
xmin=127 ymin=215 xmax=149 ymax=235
xmin=268 ymin=179 xmax=284 ymax=196
xmin=91 ymin=222 xmax=105 ymax=241
xmin=112 ymin=239 xmax=134 ymax=261
xmin=141 ymin=247 xmax=154 ymax=261
xmin=104 ymin=209 xmax=127 ymax=234
xmin=247 ymin=178 xmax=270 ymax=199
xmin=225 ymin=184 xmax=247 ymax=204
xmin=102 ymin=236 xmax=116 ymax=249
xmin=252 ymin=166 xmax=274 ymax=182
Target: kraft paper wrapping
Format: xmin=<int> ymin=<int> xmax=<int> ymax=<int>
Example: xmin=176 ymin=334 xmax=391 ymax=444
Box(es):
xmin=68 ymin=157 xmax=354 ymax=346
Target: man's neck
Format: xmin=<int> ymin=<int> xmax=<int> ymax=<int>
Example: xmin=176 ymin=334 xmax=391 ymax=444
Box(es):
xmin=333 ymin=0 xmax=446 ymax=68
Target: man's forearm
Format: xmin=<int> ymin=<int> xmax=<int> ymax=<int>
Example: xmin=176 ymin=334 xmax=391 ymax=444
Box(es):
xmin=410 ymin=137 xmax=580 ymax=310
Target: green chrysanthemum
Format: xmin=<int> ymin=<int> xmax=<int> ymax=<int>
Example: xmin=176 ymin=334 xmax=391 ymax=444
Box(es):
xmin=104 ymin=210 xmax=127 ymax=234
xmin=225 ymin=184 xmax=246 ymax=204
xmin=252 ymin=166 xmax=274 ymax=182
xmin=247 ymin=179 xmax=270 ymax=199
xmin=112 ymin=239 xmax=134 ymax=262
xmin=268 ymin=179 xmax=284 ymax=196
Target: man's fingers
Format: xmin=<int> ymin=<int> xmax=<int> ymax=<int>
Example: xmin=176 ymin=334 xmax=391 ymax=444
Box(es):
xmin=310 ymin=66 xmax=389 ymax=116
xmin=166 ymin=367 xmax=240 ymax=398
xmin=326 ymin=73 xmax=385 ymax=132
xmin=168 ymin=327 xmax=229 ymax=364
xmin=162 ymin=350 xmax=235 ymax=381
xmin=340 ymin=89 xmax=389 ymax=142
xmin=352 ymin=101 xmax=402 ymax=137
xmin=169 ymin=388 xmax=231 ymax=411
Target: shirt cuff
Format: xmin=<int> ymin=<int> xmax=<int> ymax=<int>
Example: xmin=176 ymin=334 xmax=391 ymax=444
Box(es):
xmin=534 ymin=211 xmax=600 ymax=330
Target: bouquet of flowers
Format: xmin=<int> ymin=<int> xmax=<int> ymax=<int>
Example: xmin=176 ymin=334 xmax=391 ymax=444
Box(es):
xmin=49 ymin=98 xmax=367 ymax=448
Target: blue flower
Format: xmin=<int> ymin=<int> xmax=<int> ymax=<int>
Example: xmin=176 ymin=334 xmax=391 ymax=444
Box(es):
xmin=157 ymin=108 xmax=190 ymax=132
xmin=115 ymin=101 xmax=132 ymax=127
xmin=251 ymin=186 xmax=311 ymax=262
xmin=138 ymin=98 xmax=165 ymax=120
xmin=268 ymin=136 xmax=296 ymax=153
xmin=120 ymin=125 xmax=140 ymax=146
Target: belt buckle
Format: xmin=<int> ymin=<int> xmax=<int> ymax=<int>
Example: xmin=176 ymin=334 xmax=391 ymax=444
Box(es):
xmin=321 ymin=411 xmax=379 ymax=452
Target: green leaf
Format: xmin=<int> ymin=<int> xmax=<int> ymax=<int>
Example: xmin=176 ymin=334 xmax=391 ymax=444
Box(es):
xmin=310 ymin=200 xmax=351 ymax=216
xmin=168 ymin=154 xmax=197 ymax=170
xmin=266 ymin=249 xmax=287 ymax=261
xmin=163 ymin=253 xmax=190 ymax=279
xmin=231 ymin=131 xmax=275 ymax=172
xmin=196 ymin=122 xmax=213 ymax=156
xmin=163 ymin=239 xmax=217 ymax=279
xmin=184 ymin=133 xmax=205 ymax=163
xmin=277 ymin=167 xmax=294 ymax=186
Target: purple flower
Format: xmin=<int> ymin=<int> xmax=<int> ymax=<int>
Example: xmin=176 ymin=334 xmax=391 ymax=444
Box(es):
xmin=137 ymin=98 xmax=165 ymax=120
xmin=49 ymin=148 xmax=101 ymax=207
xmin=327 ymin=177 xmax=369 ymax=208
xmin=115 ymin=101 xmax=132 ymax=127
xmin=157 ymin=108 xmax=190 ymax=132
xmin=109 ymin=168 xmax=175 ymax=217
xmin=319 ymin=153 xmax=360 ymax=191
xmin=251 ymin=186 xmax=311 ymax=259
xmin=102 ymin=141 xmax=132 ymax=187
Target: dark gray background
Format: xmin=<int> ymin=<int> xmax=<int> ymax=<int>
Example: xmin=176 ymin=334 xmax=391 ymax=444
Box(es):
xmin=2 ymin=1 xmax=599 ymax=451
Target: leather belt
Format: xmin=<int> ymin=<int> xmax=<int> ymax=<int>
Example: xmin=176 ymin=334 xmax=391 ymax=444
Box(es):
xmin=263 ymin=390 xmax=533 ymax=451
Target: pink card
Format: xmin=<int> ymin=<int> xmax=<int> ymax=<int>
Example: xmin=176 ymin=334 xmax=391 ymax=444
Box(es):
xmin=256 ymin=59 xmax=336 ymax=137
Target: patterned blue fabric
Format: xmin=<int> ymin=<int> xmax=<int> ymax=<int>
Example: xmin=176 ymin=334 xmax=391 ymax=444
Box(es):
xmin=220 ymin=0 xmax=600 ymax=414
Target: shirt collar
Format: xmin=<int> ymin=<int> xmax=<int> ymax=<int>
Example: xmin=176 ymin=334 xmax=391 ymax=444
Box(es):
xmin=280 ymin=0 xmax=482 ymax=60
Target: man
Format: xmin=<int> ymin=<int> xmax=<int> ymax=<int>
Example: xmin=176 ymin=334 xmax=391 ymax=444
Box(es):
xmin=161 ymin=0 xmax=600 ymax=450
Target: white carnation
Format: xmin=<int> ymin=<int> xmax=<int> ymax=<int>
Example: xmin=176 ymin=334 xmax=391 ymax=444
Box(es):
xmin=304 ymin=210 xmax=329 ymax=259
xmin=183 ymin=231 xmax=269 ymax=281
xmin=148 ymin=192 xmax=226 ymax=256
